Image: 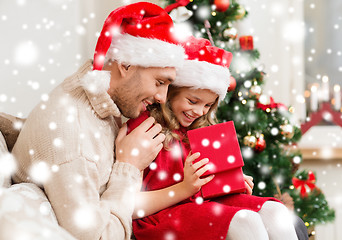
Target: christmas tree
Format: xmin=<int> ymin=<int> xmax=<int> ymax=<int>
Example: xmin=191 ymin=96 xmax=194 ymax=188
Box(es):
xmin=162 ymin=0 xmax=335 ymax=231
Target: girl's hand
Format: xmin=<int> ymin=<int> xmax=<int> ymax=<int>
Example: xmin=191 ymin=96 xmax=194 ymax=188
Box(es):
xmin=181 ymin=152 xmax=214 ymax=196
xmin=244 ymin=174 xmax=254 ymax=195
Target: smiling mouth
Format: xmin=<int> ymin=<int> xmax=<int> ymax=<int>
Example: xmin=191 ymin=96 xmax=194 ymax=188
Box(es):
xmin=183 ymin=112 xmax=196 ymax=121
xmin=142 ymin=100 xmax=152 ymax=108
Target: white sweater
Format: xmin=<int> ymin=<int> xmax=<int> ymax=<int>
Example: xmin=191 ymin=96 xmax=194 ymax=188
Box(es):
xmin=12 ymin=60 xmax=141 ymax=240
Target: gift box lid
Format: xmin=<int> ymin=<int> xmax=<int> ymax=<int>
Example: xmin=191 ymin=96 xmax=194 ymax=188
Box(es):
xmin=187 ymin=121 xmax=244 ymax=177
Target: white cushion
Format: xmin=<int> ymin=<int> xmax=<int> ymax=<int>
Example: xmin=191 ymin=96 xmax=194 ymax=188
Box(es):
xmin=0 ymin=131 xmax=11 ymax=188
xmin=0 ymin=183 xmax=76 ymax=240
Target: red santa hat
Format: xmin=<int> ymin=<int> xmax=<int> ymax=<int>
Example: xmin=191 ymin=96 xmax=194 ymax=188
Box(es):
xmin=172 ymin=36 xmax=233 ymax=102
xmin=93 ymin=2 xmax=185 ymax=70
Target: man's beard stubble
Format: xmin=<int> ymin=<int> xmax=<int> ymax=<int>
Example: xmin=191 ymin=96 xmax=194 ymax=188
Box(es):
xmin=112 ymin=73 xmax=143 ymax=119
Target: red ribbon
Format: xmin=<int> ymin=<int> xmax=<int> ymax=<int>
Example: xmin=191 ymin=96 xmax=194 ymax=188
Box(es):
xmin=292 ymin=171 xmax=316 ymax=198
xmin=165 ymin=0 xmax=191 ymax=13
xmin=256 ymin=97 xmax=288 ymax=111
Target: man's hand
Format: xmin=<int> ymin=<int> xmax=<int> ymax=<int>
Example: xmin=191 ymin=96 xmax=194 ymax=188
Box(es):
xmin=115 ymin=117 xmax=165 ymax=171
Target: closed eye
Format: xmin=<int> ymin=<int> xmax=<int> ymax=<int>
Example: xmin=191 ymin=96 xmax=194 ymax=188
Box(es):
xmin=188 ymin=99 xmax=197 ymax=104
xmin=156 ymin=80 xmax=165 ymax=86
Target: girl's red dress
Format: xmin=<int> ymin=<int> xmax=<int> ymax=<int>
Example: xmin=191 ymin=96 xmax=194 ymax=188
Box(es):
xmin=127 ymin=111 xmax=280 ymax=240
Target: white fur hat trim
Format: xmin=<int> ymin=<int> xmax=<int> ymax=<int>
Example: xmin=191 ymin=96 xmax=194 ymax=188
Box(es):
xmin=172 ymin=60 xmax=230 ymax=102
xmin=105 ymin=33 xmax=185 ymax=69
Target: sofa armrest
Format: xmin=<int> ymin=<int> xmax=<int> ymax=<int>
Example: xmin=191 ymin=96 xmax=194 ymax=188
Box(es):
xmin=0 ymin=113 xmax=25 ymax=152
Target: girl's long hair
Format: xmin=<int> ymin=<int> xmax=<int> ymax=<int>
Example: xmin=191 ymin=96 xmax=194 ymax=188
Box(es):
xmin=148 ymin=85 xmax=219 ymax=149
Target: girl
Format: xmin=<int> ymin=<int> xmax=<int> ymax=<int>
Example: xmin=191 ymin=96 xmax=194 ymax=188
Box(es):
xmin=126 ymin=37 xmax=298 ymax=240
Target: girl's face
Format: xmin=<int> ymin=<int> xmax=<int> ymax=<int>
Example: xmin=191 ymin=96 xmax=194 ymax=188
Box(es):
xmin=170 ymin=88 xmax=218 ymax=127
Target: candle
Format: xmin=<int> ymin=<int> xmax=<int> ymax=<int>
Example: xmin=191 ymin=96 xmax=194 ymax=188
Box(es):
xmin=321 ymin=76 xmax=330 ymax=102
xmin=297 ymin=95 xmax=306 ymax=121
xmin=334 ymin=84 xmax=341 ymax=111
xmin=310 ymin=85 xmax=318 ymax=111
xmin=301 ymin=97 xmax=306 ymax=121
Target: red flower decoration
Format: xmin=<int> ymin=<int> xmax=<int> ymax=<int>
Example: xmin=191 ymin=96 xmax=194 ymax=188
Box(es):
xmin=256 ymin=97 xmax=288 ymax=111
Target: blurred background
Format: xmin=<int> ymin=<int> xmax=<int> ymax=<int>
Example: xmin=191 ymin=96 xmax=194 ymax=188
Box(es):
xmin=0 ymin=0 xmax=341 ymax=239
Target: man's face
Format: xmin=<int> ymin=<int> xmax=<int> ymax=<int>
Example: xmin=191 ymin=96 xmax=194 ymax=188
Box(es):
xmin=114 ymin=66 xmax=176 ymax=119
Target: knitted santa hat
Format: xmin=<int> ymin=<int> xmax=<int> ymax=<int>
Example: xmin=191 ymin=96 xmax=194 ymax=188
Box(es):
xmin=93 ymin=2 xmax=185 ymax=70
xmin=172 ymin=36 xmax=233 ymax=102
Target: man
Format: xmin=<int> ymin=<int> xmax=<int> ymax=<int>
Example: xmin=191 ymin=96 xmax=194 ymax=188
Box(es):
xmin=11 ymin=2 xmax=185 ymax=240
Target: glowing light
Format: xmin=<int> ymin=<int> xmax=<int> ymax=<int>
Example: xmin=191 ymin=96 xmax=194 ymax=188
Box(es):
xmin=137 ymin=209 xmax=145 ymax=218
xmin=202 ymin=139 xmax=210 ymax=147
xmin=270 ymin=2 xmax=285 ymax=16
xmin=30 ymin=161 xmax=51 ymax=184
xmin=271 ymin=127 xmax=279 ymax=135
xmin=51 ymin=165 xmax=59 ymax=172
xmin=244 ymin=80 xmax=252 ymax=88
xmin=242 ymin=147 xmax=254 ymax=159
xmin=233 ymin=55 xmax=253 ymax=73
xmin=16 ymin=0 xmax=27 ymax=6
xmin=173 ymin=173 xmax=181 ymax=182
xmin=41 ymin=94 xmax=49 ymax=101
xmin=74 ymin=206 xmax=95 ymax=228
xmin=164 ymin=232 xmax=176 ymax=240
xmin=171 ymin=144 xmax=182 ymax=158
xmin=14 ymin=41 xmax=39 ymax=65
xmin=53 ymin=138 xmax=63 ymax=147
xmin=49 ymin=122 xmax=57 ymax=130
xmin=158 ymin=171 xmax=167 ymax=180
xmin=320 ymin=147 xmax=333 ymax=159
xmin=293 ymin=156 xmax=301 ymax=164
xmin=195 ymin=196 xmax=204 ymax=205
xmin=0 ymin=153 xmax=17 ymax=177
xmin=258 ymin=181 xmax=266 ymax=190
xmin=0 ymin=94 xmax=7 ymax=102
xmin=149 ymin=162 xmax=157 ymax=170
xmin=271 ymin=64 xmax=279 ymax=73
xmin=75 ymin=25 xmax=86 ymax=35
xmin=283 ymin=21 xmax=305 ymax=43
xmin=259 ymin=95 xmax=269 ymax=105
xmin=40 ymin=202 xmax=52 ymax=216
xmin=223 ymin=185 xmax=231 ymax=193
xmin=212 ymin=141 xmax=221 ymax=149
xmin=196 ymin=6 xmax=210 ymax=20
xmin=227 ymin=155 xmax=235 ymax=163
xmin=131 ymin=148 xmax=139 ymax=156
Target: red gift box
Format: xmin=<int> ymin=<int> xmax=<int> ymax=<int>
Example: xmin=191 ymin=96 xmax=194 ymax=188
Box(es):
xmin=187 ymin=121 xmax=246 ymax=199
xmin=239 ymin=35 xmax=254 ymax=50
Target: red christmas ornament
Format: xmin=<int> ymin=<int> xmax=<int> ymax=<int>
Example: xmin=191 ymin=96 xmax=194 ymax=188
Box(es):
xmin=255 ymin=135 xmax=266 ymax=152
xmin=239 ymin=35 xmax=254 ymax=50
xmin=214 ymin=0 xmax=230 ymax=12
xmin=228 ymin=76 xmax=236 ymax=92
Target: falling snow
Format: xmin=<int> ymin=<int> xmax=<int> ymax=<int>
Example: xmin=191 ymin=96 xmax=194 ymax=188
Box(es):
xmin=0 ymin=1 xmax=341 ymax=239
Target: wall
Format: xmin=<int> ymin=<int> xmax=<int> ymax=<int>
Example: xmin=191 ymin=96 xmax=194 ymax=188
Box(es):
xmin=0 ymin=0 xmax=159 ymax=117
xmin=0 ymin=0 xmax=83 ymax=117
